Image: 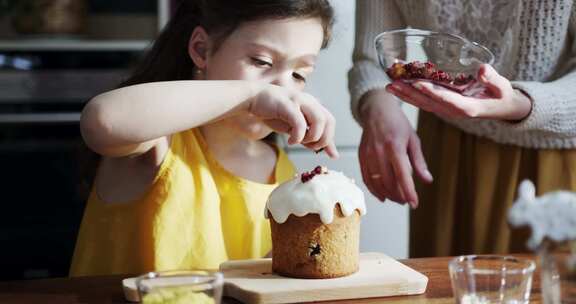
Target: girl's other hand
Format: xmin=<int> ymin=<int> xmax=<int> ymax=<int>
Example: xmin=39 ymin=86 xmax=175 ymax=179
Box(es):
xmin=386 ymin=64 xmax=532 ymax=121
xmin=247 ymin=83 xmax=338 ymax=158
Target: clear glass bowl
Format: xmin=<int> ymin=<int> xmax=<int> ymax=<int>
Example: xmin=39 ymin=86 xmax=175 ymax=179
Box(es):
xmin=375 ymin=29 xmax=495 ymax=80
xmin=136 ymin=270 xmax=224 ymax=304
xmin=449 ymin=255 xmax=535 ymax=304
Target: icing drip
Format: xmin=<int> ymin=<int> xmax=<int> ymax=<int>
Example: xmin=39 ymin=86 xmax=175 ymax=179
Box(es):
xmin=265 ymin=169 xmax=366 ymax=224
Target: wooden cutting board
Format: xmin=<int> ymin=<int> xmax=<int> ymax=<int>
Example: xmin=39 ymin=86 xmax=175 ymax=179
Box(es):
xmin=123 ymin=252 xmax=428 ymax=303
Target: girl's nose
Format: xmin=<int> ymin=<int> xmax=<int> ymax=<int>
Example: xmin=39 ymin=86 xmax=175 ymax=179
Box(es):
xmin=270 ymin=73 xmax=294 ymax=89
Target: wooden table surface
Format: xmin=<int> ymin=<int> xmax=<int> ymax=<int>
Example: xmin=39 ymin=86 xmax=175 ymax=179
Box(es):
xmin=0 ymin=256 xmax=542 ymax=304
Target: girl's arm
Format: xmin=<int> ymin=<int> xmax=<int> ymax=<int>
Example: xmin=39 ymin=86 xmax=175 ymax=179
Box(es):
xmin=81 ymin=80 xmax=336 ymax=157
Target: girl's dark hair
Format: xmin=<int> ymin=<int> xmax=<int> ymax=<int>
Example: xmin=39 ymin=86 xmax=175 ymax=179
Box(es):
xmin=79 ymin=0 xmax=335 ymax=196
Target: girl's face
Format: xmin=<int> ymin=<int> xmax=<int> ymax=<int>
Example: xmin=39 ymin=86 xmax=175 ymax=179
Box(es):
xmin=191 ymin=18 xmax=325 ymax=140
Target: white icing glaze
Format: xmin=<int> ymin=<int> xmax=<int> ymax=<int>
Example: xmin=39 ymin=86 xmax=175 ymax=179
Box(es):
xmin=265 ymin=169 xmax=366 ymax=224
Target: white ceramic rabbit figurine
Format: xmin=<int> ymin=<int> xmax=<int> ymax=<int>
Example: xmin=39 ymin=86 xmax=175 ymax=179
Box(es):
xmin=508 ymin=179 xmax=576 ymax=250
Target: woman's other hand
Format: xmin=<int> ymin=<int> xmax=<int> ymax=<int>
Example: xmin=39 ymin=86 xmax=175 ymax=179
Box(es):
xmin=358 ymin=89 xmax=433 ymax=208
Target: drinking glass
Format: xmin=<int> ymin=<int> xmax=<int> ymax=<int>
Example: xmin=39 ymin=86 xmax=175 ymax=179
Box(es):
xmin=449 ymin=255 xmax=535 ymax=304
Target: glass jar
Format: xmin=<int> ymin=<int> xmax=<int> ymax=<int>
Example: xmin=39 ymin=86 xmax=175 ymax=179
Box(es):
xmin=539 ymin=241 xmax=576 ymax=304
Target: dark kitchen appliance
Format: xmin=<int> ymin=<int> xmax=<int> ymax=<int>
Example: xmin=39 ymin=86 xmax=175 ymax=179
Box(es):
xmin=0 ymin=0 xmax=167 ymax=280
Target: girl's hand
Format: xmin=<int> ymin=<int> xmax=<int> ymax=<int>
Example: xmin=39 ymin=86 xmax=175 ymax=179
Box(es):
xmin=248 ymin=83 xmax=338 ymax=158
xmin=358 ymin=90 xmax=433 ymax=208
xmin=386 ymin=64 xmax=532 ymax=121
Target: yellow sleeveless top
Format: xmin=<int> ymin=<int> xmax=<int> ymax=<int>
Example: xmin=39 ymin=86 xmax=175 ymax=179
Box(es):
xmin=70 ymin=129 xmax=295 ymax=277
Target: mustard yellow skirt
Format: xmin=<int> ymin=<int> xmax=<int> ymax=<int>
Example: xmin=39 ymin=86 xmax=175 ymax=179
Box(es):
xmin=411 ymin=112 xmax=576 ymax=258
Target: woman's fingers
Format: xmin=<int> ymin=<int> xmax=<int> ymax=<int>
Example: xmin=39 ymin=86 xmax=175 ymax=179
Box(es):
xmin=359 ymin=136 xmax=386 ymax=201
xmin=411 ymin=81 xmax=481 ymax=118
xmin=387 ymin=82 xmax=431 ymax=109
xmin=371 ymin=139 xmax=407 ymax=204
xmin=388 ymin=79 xmax=486 ymax=119
xmin=387 ymin=81 xmax=447 ymax=115
xmin=408 ymin=134 xmax=433 ymax=184
xmin=377 ymin=154 xmax=406 ymax=204
xmin=360 ymin=131 xmax=404 ymax=202
xmin=384 ymin=139 xmax=418 ymax=208
xmin=477 ymin=64 xmax=505 ymax=98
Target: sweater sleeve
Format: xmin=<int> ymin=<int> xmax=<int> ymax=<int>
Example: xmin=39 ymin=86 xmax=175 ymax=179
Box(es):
xmin=509 ymin=68 xmax=576 ymax=137
xmin=348 ymin=0 xmax=406 ymax=123
xmin=504 ymin=10 xmax=576 ymax=138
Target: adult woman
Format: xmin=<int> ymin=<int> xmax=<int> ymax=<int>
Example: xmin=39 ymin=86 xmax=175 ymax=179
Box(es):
xmin=349 ymin=0 xmax=576 ymax=257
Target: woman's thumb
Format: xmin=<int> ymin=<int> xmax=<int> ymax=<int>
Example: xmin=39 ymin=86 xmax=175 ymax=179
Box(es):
xmin=477 ymin=64 xmax=505 ymax=98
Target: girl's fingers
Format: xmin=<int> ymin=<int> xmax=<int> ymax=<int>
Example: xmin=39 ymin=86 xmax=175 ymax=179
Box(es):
xmin=278 ymin=102 xmax=307 ymax=144
xmin=304 ymin=109 xmax=336 ymax=154
xmin=303 ymin=140 xmax=338 ymax=159
xmin=324 ymin=142 xmax=339 ymax=159
xmin=300 ymin=103 xmax=326 ymax=144
xmin=319 ymin=113 xmax=338 ymax=159
xmin=325 ymin=120 xmax=340 ymax=159
xmin=326 ymin=113 xmax=336 ymax=157
xmin=263 ymin=119 xmax=291 ymax=133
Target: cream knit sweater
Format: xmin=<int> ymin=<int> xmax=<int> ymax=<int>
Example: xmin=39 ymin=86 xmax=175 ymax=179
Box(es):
xmin=349 ymin=0 xmax=576 ymax=149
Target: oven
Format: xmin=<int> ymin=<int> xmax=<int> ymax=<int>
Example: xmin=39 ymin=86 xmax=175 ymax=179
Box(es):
xmin=0 ymin=51 xmax=138 ymax=280
xmin=0 ymin=0 xmax=167 ymax=280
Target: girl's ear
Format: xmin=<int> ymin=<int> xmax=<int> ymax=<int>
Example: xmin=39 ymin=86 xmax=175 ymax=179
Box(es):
xmin=188 ymin=26 xmax=209 ymax=69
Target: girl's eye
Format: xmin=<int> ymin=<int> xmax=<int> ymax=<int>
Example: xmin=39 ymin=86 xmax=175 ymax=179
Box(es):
xmin=251 ymin=57 xmax=272 ymax=67
xmin=292 ymin=72 xmax=307 ymax=83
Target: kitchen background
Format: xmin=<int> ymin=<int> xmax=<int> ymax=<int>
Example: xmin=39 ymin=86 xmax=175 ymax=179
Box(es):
xmin=0 ymin=0 xmax=419 ymax=280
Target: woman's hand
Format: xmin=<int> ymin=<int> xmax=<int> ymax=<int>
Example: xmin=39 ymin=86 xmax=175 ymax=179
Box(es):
xmin=247 ymin=83 xmax=338 ymax=158
xmin=358 ymin=89 xmax=433 ymax=208
xmin=386 ymin=64 xmax=532 ymax=121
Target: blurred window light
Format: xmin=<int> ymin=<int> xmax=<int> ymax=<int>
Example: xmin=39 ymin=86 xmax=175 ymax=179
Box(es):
xmin=12 ymin=56 xmax=33 ymax=70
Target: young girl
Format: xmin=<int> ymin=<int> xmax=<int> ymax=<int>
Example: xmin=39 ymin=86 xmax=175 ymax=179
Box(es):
xmin=70 ymin=0 xmax=336 ymax=276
